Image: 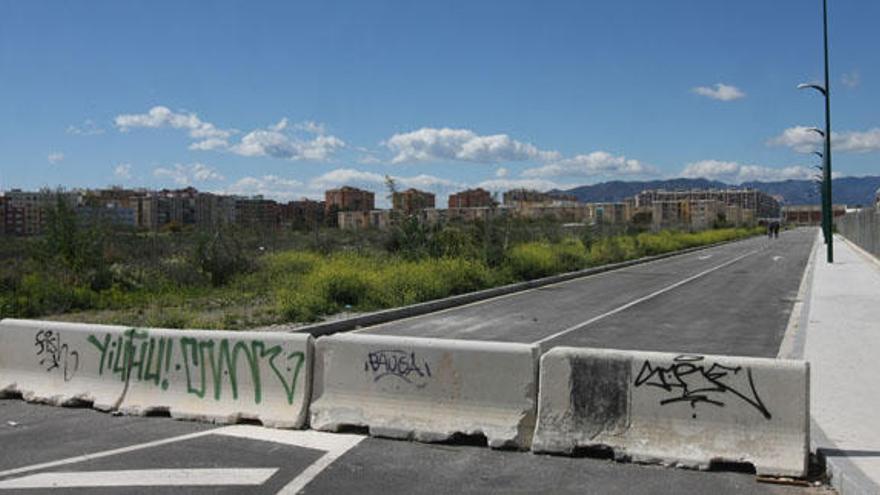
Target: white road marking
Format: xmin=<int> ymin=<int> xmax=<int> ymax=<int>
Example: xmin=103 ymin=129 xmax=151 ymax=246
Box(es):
xmin=533 ymin=248 xmax=763 ymax=345
xmin=0 ymin=468 xmax=278 ymax=489
xmin=698 ymin=254 xmax=713 ymax=260
xmin=773 ymin=255 xmax=784 ymax=262
xmin=356 ymin=239 xmax=757 ymax=334
xmin=215 ymin=425 xmax=363 ymax=453
xmin=0 ymin=425 xmax=363 ymax=495
xmin=213 ymin=426 xmax=364 ymax=495
xmin=0 ymin=430 xmax=217 ymax=479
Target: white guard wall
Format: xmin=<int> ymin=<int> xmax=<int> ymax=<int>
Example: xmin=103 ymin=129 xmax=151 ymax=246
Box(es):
xmin=532 ymin=347 xmax=810 ymax=477
xmin=0 ymin=319 xmax=313 ymax=428
xmin=310 ymin=333 xmax=540 ymax=449
xmin=0 ymin=319 xmax=129 ymax=410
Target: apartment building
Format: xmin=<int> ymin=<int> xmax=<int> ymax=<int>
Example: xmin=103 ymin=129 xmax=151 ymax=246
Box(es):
xmin=392 ymin=188 xmax=435 ymax=213
xmin=447 ymin=188 xmax=492 ymax=208
xmin=635 ymin=188 xmax=781 ymax=220
xmin=325 ymin=186 xmax=375 ymax=212
xmin=282 ymin=199 xmax=326 ymax=228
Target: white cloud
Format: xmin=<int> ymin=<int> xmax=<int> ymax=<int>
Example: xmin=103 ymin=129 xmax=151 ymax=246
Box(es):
xmin=189 ymin=138 xmax=230 ymax=151
xmin=48 ymin=152 xmax=64 ymax=164
xmin=114 ymin=163 xmax=132 ymax=180
xmin=692 ymin=83 xmax=746 ymax=101
xmin=476 ymin=178 xmax=566 ymax=192
xmin=307 ymin=168 xmax=386 ymax=191
xmin=386 ymin=127 xmax=560 ymax=164
xmin=495 ymin=167 xmax=509 ymax=178
xmin=67 ymin=119 xmax=105 ymax=136
xmin=224 ymin=175 xmax=305 ymax=201
xmin=768 ymin=126 xmax=880 ymax=153
xmin=220 ymin=168 xmax=463 ymax=206
xmin=842 ymin=70 xmax=861 ymax=89
xmin=153 ymin=163 xmax=225 ymax=185
xmin=681 ymin=160 xmax=814 ymax=182
xmin=294 ymin=120 xmax=326 ymax=134
xmin=357 ymin=155 xmax=383 ymax=165
xmin=835 ymin=128 xmax=880 ymax=153
xmin=115 ymin=106 xmax=233 ymax=141
xmin=230 ymin=122 xmax=345 ymax=161
xmin=522 ymin=151 xmax=655 ymax=178
xmin=115 ymin=107 xmax=346 ymax=161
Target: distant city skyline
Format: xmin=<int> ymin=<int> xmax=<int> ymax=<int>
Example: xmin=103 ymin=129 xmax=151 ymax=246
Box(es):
xmin=1 ymin=0 xmax=878 ymax=205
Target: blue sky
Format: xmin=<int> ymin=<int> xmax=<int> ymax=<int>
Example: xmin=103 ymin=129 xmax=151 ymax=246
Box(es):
xmin=1 ymin=0 xmax=878 ymax=205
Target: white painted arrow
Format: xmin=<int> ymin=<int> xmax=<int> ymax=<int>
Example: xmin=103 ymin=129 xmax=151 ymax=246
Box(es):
xmin=0 ymin=468 xmax=278 ymax=489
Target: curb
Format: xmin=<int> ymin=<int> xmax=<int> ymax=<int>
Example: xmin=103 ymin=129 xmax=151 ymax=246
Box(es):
xmin=777 ymin=228 xmax=820 ymax=360
xmin=291 ymin=234 xmax=761 ymax=337
xmin=838 ymin=234 xmax=880 ymax=271
xmin=813 ymin=420 xmax=880 ymax=495
xmin=805 ymin=234 xmax=880 ymax=495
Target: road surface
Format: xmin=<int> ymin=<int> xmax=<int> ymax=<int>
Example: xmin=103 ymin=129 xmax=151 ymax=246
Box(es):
xmin=0 ymin=229 xmax=824 ymax=494
xmin=358 ymin=228 xmax=815 ymax=358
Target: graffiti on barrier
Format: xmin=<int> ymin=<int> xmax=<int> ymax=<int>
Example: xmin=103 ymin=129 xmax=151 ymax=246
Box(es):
xmin=365 ymin=349 xmax=432 ymax=386
xmin=634 ymin=354 xmax=771 ymax=420
xmin=34 ymin=329 xmax=79 ymax=382
xmin=86 ymin=329 xmax=306 ymax=405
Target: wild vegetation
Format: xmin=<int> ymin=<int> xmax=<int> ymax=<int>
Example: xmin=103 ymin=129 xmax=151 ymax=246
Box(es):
xmin=0 ymin=197 xmax=763 ymax=329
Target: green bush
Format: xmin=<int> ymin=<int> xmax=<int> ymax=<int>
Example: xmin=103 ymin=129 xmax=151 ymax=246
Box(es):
xmin=553 ymin=238 xmax=589 ymax=272
xmin=506 ymin=242 xmax=558 ymax=280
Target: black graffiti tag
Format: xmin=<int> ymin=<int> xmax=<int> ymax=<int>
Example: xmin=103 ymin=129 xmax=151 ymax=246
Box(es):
xmin=365 ymin=350 xmax=432 ymax=385
xmin=34 ymin=329 xmax=79 ymax=382
xmin=634 ymin=354 xmax=771 ymax=420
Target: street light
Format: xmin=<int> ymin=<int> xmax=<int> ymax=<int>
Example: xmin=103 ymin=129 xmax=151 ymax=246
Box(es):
xmin=802 ymin=126 xmax=825 ymax=138
xmin=797 ymin=0 xmax=834 ymax=263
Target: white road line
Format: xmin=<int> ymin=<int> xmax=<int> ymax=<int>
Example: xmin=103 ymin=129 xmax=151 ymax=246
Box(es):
xmin=212 ymin=426 xmax=364 ymax=495
xmin=276 ymin=449 xmax=352 ymax=495
xmin=0 ymin=468 xmax=278 ymax=489
xmin=215 ymin=425 xmax=363 ymax=454
xmin=533 ymin=247 xmax=763 ymax=346
xmin=0 ymin=429 xmax=217 ymax=479
xmin=355 ymin=239 xmax=760 ymax=334
xmin=0 ymin=425 xmax=363 ymax=495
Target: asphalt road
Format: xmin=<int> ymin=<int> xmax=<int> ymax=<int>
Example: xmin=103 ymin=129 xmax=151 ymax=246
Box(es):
xmin=0 ymin=230 xmax=824 ymax=494
xmin=358 ymin=228 xmax=816 ymax=358
xmin=0 ymin=400 xmax=825 ymax=494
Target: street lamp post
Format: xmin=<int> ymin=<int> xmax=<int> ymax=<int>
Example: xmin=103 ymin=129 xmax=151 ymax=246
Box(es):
xmin=797 ymin=0 xmax=834 ymax=263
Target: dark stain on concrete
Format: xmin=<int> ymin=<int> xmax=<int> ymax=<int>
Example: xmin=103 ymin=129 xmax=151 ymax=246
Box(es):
xmin=570 ymin=355 xmax=631 ymax=438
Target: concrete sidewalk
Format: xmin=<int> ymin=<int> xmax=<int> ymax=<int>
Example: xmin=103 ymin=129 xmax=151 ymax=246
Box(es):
xmin=801 ymin=233 xmax=880 ymax=494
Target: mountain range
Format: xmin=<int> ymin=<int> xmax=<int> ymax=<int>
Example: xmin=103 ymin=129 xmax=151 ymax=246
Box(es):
xmin=554 ymin=176 xmax=880 ymax=206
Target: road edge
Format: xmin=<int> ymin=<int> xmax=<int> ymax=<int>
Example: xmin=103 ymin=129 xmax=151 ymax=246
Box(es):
xmin=290 ymin=234 xmax=763 ymax=337
xmin=777 ymin=228 xmax=820 ymax=360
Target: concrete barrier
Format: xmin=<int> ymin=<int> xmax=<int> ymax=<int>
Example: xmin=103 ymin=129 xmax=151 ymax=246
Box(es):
xmin=0 ymin=319 xmax=313 ymax=428
xmin=115 ymin=328 xmax=312 ymax=428
xmin=531 ymin=347 xmax=809 ymax=477
xmin=0 ymin=319 xmax=129 ymax=410
xmin=310 ymin=333 xmax=540 ymax=449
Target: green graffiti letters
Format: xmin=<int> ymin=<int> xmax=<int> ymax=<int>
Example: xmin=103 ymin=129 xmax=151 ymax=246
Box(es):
xmin=86 ymin=329 xmax=306 ymax=406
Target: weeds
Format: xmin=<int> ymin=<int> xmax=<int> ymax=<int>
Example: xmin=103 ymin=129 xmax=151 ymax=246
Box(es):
xmin=0 ymin=207 xmax=763 ymax=329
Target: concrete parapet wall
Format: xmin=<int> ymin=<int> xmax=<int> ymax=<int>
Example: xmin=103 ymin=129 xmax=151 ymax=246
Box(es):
xmin=0 ymin=319 xmax=129 ymax=410
xmin=838 ymin=209 xmax=880 ymax=259
xmin=0 ymin=319 xmax=313 ymax=428
xmin=115 ymin=328 xmax=312 ymax=428
xmin=309 ymin=333 xmax=540 ymax=449
xmin=531 ymin=347 xmax=809 ymax=477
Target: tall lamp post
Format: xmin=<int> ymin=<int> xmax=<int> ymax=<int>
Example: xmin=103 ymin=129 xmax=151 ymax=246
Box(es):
xmin=798 ymin=0 xmax=833 ymax=263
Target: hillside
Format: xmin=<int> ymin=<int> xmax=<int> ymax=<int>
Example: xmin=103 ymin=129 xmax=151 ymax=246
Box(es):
xmin=556 ymin=176 xmax=880 ymax=206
